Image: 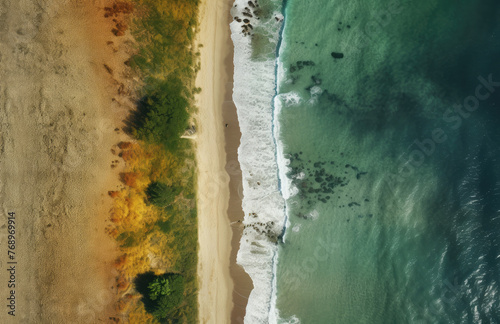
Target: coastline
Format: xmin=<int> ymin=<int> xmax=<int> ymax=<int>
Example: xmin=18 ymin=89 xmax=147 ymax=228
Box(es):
xmin=196 ymin=0 xmax=252 ymax=322
xmin=222 ymin=38 xmax=254 ymax=323
xmin=229 ymin=0 xmax=287 ymax=321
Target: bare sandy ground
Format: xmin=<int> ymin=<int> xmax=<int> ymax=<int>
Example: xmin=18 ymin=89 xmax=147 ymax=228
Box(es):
xmin=195 ymin=0 xmax=237 ymax=322
xmin=0 ymin=0 xmax=132 ymax=323
xmin=196 ymin=0 xmax=255 ymax=322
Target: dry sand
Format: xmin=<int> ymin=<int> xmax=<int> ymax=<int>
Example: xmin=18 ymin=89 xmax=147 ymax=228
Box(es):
xmin=0 ymin=0 xmax=132 ymax=323
xmin=196 ymin=0 xmax=252 ymax=323
xmin=195 ymin=0 xmax=233 ymax=321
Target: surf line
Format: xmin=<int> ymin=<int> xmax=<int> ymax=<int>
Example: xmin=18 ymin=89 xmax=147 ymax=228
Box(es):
xmin=268 ymin=0 xmax=289 ymax=322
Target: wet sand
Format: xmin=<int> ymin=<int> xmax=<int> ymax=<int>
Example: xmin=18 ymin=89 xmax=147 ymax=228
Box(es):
xmin=222 ymin=50 xmax=254 ymax=324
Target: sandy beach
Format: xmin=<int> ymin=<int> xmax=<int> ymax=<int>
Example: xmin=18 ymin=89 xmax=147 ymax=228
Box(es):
xmin=0 ymin=0 xmax=131 ymax=322
xmin=195 ymin=0 xmax=233 ymax=322
xmin=195 ymin=0 xmax=252 ymax=322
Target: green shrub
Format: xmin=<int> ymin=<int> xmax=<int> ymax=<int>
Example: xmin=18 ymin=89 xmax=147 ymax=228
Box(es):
xmin=116 ymin=231 xmax=139 ymax=248
xmin=148 ymin=277 xmax=171 ymax=301
xmin=146 ymin=181 xmax=181 ymax=207
xmin=135 ymin=272 xmax=185 ymax=320
xmin=156 ymin=219 xmax=172 ymax=233
xmin=129 ymin=77 xmax=190 ymax=149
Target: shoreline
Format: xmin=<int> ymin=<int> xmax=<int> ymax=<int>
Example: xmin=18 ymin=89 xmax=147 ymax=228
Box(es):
xmin=228 ymin=0 xmax=288 ymax=321
xmin=196 ymin=0 xmax=252 ymax=322
xmin=222 ymin=42 xmax=254 ymax=323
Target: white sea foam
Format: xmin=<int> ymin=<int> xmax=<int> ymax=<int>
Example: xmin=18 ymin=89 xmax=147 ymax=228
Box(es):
xmin=310 ymin=85 xmax=323 ymax=96
xmin=273 ymin=95 xmax=295 ymax=201
xmin=308 ymin=209 xmax=319 ymax=220
xmin=293 ymin=172 xmax=305 ymax=180
xmin=308 ymin=85 xmax=323 ymax=104
xmin=230 ymin=0 xmax=286 ymax=322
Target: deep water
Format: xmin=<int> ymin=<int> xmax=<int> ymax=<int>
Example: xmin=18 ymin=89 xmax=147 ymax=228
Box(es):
xmin=273 ymin=0 xmax=500 ymax=323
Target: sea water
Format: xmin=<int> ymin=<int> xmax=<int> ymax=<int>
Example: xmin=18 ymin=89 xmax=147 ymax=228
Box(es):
xmin=232 ymin=0 xmax=500 ymax=323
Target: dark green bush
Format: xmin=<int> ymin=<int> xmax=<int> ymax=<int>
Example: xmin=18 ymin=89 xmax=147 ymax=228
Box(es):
xmin=146 ymin=181 xmax=181 ymax=207
xmin=128 ymin=77 xmax=190 ymax=149
xmin=135 ymin=272 xmax=185 ymax=320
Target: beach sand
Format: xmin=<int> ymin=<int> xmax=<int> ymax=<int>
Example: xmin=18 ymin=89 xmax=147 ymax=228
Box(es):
xmin=196 ymin=0 xmax=252 ymax=322
xmin=0 ymin=0 xmax=132 ymax=322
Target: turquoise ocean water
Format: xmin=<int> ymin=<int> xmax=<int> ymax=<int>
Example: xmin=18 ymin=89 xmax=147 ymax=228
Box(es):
xmin=230 ymin=0 xmax=500 ymax=322
xmin=272 ymin=0 xmax=500 ymax=323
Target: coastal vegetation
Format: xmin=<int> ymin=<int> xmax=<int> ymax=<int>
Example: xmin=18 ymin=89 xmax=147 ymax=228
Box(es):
xmin=104 ymin=0 xmax=201 ymax=322
xmin=129 ymin=76 xmax=190 ymax=150
xmin=135 ymin=272 xmax=186 ymax=320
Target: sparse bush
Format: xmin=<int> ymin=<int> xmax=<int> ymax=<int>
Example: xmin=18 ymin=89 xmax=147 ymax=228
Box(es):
xmin=121 ymin=172 xmax=140 ymax=188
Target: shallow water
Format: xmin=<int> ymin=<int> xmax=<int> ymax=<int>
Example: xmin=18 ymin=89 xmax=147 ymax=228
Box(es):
xmin=273 ymin=0 xmax=500 ymax=323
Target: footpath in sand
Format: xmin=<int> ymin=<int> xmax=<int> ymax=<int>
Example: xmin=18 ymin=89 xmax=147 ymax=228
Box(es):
xmin=0 ymin=1 xmax=132 ymax=322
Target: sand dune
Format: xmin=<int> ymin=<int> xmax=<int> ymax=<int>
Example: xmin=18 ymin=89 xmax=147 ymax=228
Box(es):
xmin=0 ymin=1 xmax=131 ymax=322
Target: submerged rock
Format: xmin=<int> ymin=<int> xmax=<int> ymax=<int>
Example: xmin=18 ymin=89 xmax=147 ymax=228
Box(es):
xmin=331 ymin=52 xmax=344 ymax=59
xmin=356 ymin=171 xmax=368 ymax=179
xmin=311 ymin=74 xmax=322 ymax=85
